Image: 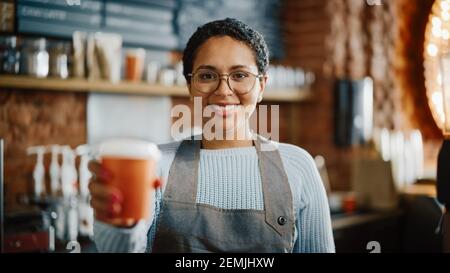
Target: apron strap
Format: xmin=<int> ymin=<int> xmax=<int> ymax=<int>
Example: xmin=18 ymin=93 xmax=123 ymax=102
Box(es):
xmin=255 ymin=135 xmax=295 ymax=237
xmin=164 ymin=138 xmax=200 ymax=203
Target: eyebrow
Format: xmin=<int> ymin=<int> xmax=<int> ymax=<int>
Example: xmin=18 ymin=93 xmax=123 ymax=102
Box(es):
xmin=195 ymin=65 xmax=253 ymax=71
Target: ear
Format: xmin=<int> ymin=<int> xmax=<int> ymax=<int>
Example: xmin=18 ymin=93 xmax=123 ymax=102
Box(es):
xmin=257 ymin=75 xmax=268 ymax=103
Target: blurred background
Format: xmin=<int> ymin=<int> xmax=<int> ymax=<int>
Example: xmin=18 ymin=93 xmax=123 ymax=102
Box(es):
xmin=0 ymin=0 xmax=449 ymax=253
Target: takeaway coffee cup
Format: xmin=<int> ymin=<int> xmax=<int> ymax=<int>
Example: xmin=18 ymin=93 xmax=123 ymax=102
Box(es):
xmin=125 ymin=48 xmax=146 ymax=82
xmin=97 ymin=139 xmax=161 ymax=220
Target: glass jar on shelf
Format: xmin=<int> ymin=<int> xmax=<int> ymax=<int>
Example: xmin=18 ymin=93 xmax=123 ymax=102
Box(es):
xmin=0 ymin=36 xmax=21 ymax=74
xmin=21 ymin=38 xmax=49 ymax=78
xmin=49 ymin=41 xmax=71 ymax=79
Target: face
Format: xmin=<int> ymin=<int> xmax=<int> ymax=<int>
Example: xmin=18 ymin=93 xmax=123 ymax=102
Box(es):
xmin=189 ymin=36 xmax=267 ymax=137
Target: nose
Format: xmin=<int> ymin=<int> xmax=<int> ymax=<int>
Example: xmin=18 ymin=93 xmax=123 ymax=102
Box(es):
xmin=214 ymin=75 xmax=234 ymax=96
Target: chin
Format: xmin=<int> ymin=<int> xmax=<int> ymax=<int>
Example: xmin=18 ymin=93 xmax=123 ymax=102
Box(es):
xmin=222 ymin=117 xmax=248 ymax=136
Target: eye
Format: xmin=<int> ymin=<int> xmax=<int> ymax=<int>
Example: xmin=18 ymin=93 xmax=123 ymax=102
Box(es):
xmin=197 ymin=71 xmax=217 ymax=81
xmin=231 ymin=71 xmax=250 ymax=81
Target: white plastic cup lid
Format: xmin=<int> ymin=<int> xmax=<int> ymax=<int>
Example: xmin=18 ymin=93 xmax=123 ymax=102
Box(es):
xmin=98 ymin=139 xmax=161 ymax=161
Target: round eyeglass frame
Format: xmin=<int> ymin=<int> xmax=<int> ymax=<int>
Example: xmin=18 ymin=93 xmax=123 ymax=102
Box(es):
xmin=187 ymin=70 xmax=264 ymax=95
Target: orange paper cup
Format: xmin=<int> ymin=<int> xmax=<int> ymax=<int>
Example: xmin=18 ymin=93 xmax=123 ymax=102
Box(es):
xmin=125 ymin=48 xmax=146 ymax=82
xmin=98 ymin=139 xmax=161 ymax=221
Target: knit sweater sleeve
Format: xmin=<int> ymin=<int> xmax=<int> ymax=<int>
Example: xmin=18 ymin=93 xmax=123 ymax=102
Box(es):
xmin=279 ymin=144 xmax=335 ymax=253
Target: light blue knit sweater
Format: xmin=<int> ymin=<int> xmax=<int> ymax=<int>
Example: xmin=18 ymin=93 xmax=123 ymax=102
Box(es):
xmin=93 ymin=140 xmax=335 ymax=253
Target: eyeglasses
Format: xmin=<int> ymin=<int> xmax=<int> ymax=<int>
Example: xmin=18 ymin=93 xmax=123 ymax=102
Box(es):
xmin=188 ymin=69 xmax=263 ymax=95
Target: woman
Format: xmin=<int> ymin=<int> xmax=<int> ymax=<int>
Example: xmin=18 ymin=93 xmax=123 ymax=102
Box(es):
xmin=89 ymin=18 xmax=335 ymax=253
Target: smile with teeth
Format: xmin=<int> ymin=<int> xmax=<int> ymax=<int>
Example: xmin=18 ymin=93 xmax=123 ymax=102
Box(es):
xmin=209 ymin=104 xmax=239 ymax=117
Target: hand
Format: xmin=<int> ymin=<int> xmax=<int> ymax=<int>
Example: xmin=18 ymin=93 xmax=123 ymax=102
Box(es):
xmin=88 ymin=160 xmax=137 ymax=228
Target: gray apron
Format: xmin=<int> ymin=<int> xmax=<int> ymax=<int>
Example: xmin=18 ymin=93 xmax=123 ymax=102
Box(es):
xmin=152 ymin=135 xmax=295 ymax=253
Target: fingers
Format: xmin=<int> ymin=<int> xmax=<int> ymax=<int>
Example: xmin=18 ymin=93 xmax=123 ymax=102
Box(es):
xmin=88 ymin=180 xmax=122 ymax=202
xmin=88 ymin=160 xmax=113 ymax=182
xmin=89 ymin=182 xmax=123 ymax=221
xmin=88 ymin=159 xmax=125 ymax=224
xmin=88 ymin=160 xmax=101 ymax=175
xmin=90 ymin=196 xmax=121 ymax=218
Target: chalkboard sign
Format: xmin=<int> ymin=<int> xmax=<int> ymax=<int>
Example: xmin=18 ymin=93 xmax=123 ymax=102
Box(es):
xmin=103 ymin=0 xmax=177 ymax=48
xmin=17 ymin=0 xmax=178 ymax=50
xmin=176 ymin=0 xmax=284 ymax=59
xmin=16 ymin=0 xmax=283 ymax=57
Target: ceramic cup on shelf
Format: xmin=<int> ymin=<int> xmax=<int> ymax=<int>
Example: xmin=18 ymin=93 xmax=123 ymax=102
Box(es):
xmin=125 ymin=48 xmax=146 ymax=82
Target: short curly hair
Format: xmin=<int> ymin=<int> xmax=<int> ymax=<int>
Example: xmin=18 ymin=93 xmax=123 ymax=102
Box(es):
xmin=182 ymin=18 xmax=270 ymax=81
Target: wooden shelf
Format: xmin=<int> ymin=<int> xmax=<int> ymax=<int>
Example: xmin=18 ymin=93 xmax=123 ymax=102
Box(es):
xmin=0 ymin=75 xmax=313 ymax=102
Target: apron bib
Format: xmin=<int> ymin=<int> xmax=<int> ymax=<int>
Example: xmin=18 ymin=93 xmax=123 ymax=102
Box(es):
xmin=152 ymin=135 xmax=295 ymax=252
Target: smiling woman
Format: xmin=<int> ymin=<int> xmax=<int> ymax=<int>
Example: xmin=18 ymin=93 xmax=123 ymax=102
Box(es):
xmin=90 ymin=18 xmax=335 ymax=253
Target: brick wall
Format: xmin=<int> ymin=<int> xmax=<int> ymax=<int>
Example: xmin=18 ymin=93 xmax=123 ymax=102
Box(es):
xmin=281 ymin=0 xmax=355 ymax=190
xmin=0 ymin=89 xmax=87 ymax=205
